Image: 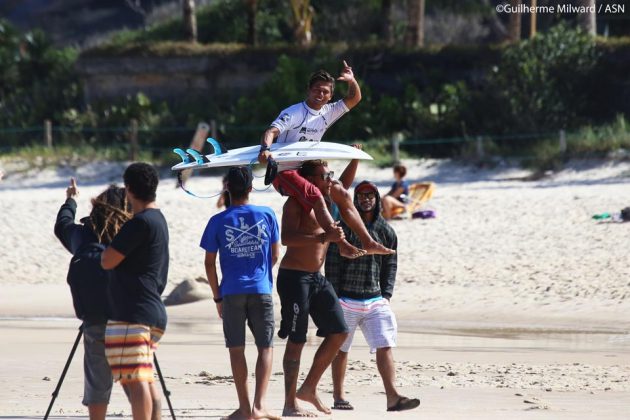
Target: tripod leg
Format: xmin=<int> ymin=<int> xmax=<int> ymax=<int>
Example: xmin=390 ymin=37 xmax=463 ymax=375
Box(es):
xmin=154 ymin=353 xmax=176 ymax=420
xmin=44 ymin=325 xmax=83 ymax=420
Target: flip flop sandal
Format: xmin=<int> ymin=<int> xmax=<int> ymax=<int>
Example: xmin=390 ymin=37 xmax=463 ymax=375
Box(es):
xmin=332 ymin=399 xmax=354 ymax=410
xmin=387 ymin=396 xmax=420 ymax=412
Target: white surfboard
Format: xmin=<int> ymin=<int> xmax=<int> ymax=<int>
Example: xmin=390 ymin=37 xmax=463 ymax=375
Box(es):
xmin=171 ymin=139 xmax=373 ymax=172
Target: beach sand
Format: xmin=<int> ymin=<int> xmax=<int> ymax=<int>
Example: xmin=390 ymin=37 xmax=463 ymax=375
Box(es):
xmin=1 ymin=158 xmax=629 ymax=419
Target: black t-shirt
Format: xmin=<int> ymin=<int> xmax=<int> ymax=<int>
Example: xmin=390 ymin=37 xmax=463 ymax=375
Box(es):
xmin=108 ymin=208 xmax=169 ymax=330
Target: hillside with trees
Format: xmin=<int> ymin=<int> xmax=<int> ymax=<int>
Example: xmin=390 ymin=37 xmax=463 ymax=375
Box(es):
xmin=1 ymin=0 xmax=629 ymax=169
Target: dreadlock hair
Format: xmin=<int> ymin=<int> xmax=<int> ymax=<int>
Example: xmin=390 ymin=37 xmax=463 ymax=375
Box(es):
xmin=89 ymin=185 xmax=132 ymax=245
xmin=308 ymin=70 xmax=335 ymax=94
xmin=298 ymin=159 xmax=328 ymax=178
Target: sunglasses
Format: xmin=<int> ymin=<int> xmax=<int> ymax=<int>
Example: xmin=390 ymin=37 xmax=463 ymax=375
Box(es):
xmin=318 ymin=171 xmax=335 ymax=181
xmin=356 ymin=191 xmax=376 ymax=199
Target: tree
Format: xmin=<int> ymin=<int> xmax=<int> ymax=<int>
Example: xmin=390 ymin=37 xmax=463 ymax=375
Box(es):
xmin=508 ymin=0 xmax=522 ymax=42
xmin=577 ymin=0 xmax=596 ymax=35
xmin=290 ymin=0 xmax=314 ymax=46
xmin=491 ymin=24 xmax=600 ymax=132
xmin=183 ymin=0 xmax=197 ymax=43
xmin=245 ymin=0 xmax=258 ymax=45
xmin=405 ymin=0 xmax=425 ymax=47
xmin=381 ymin=0 xmax=394 ymax=46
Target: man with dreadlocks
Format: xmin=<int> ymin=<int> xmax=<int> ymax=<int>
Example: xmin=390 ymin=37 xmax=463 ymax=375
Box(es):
xmin=54 ymin=177 xmax=132 ymax=420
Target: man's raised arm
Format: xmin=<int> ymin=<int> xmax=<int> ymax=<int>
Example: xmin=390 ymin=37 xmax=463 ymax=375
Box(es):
xmin=338 ymin=60 xmax=362 ymax=110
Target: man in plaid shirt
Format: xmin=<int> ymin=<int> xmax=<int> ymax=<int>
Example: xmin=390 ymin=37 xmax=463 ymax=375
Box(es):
xmin=325 ymin=180 xmax=420 ymax=412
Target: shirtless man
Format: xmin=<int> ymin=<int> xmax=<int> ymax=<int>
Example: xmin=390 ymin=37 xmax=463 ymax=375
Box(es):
xmin=276 ymin=159 xmax=352 ymax=417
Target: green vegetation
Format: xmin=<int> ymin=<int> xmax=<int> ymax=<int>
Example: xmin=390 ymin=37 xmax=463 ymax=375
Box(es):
xmin=489 ymin=24 xmax=600 ymax=133
xmin=361 ymin=138 xmax=409 ymax=168
xmin=527 ymin=115 xmax=630 ymax=172
xmin=1 ymin=15 xmax=629 ymax=171
xmin=106 ymin=0 xmax=291 ymax=47
xmin=0 ymin=144 xmax=152 ymax=172
xmin=0 ymin=20 xmax=81 ymax=129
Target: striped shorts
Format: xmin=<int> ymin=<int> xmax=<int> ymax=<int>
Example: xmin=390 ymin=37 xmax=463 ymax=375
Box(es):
xmin=339 ymin=296 xmax=397 ymax=354
xmin=104 ymin=322 xmax=164 ymax=384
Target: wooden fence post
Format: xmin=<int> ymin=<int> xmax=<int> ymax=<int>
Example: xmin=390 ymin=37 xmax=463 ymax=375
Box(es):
xmin=476 ymin=136 xmax=485 ymax=160
xmin=392 ymin=133 xmax=402 ymax=164
xmin=44 ymin=120 xmax=52 ymax=148
xmin=129 ymin=119 xmax=139 ymax=161
xmin=210 ymin=119 xmax=218 ymax=140
xmin=178 ymin=122 xmax=210 ymax=186
xmin=559 ymin=129 xmax=567 ymax=154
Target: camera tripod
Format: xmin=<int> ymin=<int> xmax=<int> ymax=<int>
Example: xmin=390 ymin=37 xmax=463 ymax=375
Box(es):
xmin=44 ymin=325 xmax=176 ymax=419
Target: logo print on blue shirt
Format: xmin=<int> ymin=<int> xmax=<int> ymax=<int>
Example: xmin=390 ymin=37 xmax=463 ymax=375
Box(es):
xmin=224 ymin=218 xmax=269 ymax=258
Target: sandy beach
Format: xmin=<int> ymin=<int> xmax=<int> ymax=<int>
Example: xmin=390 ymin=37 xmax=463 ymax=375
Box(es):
xmin=1 ymin=157 xmax=629 ymax=419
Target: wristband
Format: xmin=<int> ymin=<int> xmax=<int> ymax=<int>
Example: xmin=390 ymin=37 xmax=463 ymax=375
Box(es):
xmin=260 ymin=144 xmax=270 ymax=152
xmin=213 ymin=297 xmax=223 ymax=303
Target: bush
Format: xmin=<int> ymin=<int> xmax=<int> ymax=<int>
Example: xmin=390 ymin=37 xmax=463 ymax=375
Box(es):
xmin=0 ymin=20 xmax=81 ymax=134
xmin=489 ymin=23 xmax=600 ymax=133
xmin=108 ymin=0 xmax=291 ymax=46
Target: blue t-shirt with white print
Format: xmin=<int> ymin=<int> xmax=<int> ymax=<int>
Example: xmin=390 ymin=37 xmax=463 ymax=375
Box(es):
xmin=200 ymin=204 xmax=279 ymax=296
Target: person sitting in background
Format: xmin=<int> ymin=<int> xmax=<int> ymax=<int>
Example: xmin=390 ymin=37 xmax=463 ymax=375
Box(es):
xmin=381 ymin=164 xmax=409 ymax=220
xmin=54 ymin=178 xmax=131 ymax=420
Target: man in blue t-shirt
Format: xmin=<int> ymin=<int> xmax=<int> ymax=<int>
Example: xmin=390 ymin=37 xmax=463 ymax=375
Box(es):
xmin=200 ymin=166 xmax=281 ymax=420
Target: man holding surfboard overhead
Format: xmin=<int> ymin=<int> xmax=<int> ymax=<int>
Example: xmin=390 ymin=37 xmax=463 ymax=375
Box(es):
xmin=258 ymin=60 xmax=395 ymax=258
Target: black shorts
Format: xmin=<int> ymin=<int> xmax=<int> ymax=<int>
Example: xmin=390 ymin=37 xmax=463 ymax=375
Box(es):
xmin=276 ymin=268 xmax=348 ymax=343
xmin=222 ymin=294 xmax=274 ymax=348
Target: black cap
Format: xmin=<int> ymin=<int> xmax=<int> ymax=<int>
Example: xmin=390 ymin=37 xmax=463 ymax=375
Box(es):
xmin=227 ymin=166 xmax=253 ymax=193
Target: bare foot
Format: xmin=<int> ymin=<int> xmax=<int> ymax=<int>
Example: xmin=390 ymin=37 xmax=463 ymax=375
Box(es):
xmin=337 ymin=240 xmax=367 ymax=259
xmin=282 ymin=406 xmax=318 ymax=417
xmin=363 ymin=240 xmax=395 ymax=256
xmin=252 ymin=409 xmax=281 ymax=420
xmin=297 ymin=387 xmax=332 ymax=415
xmin=220 ymin=408 xmax=251 ymax=420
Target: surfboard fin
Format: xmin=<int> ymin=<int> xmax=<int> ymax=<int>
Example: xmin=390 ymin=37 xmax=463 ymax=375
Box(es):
xmin=173 ymin=148 xmax=190 ymax=164
xmin=206 ymin=137 xmax=228 ymax=155
xmin=264 ymin=158 xmax=278 ymax=185
xmin=186 ymin=148 xmax=205 ymax=165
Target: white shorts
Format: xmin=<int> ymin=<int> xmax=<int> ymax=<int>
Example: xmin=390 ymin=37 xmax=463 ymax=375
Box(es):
xmin=339 ymin=297 xmax=397 ymax=354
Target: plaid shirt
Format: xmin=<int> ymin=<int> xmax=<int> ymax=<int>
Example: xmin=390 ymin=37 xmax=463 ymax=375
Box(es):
xmin=325 ymin=216 xmax=398 ymax=300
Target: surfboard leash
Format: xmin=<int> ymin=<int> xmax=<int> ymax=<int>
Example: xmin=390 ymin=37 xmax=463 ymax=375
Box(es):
xmin=176 ymin=171 xmax=223 ymax=199
xmin=248 ymin=158 xmax=274 ymax=192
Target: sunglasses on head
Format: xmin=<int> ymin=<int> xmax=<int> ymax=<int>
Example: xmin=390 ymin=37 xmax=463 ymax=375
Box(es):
xmin=356 ymin=191 xmax=376 ymax=199
xmin=318 ymin=171 xmax=335 ymax=181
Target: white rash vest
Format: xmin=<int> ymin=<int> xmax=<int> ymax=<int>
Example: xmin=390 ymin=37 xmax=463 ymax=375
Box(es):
xmin=270 ymin=100 xmax=349 ymax=171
